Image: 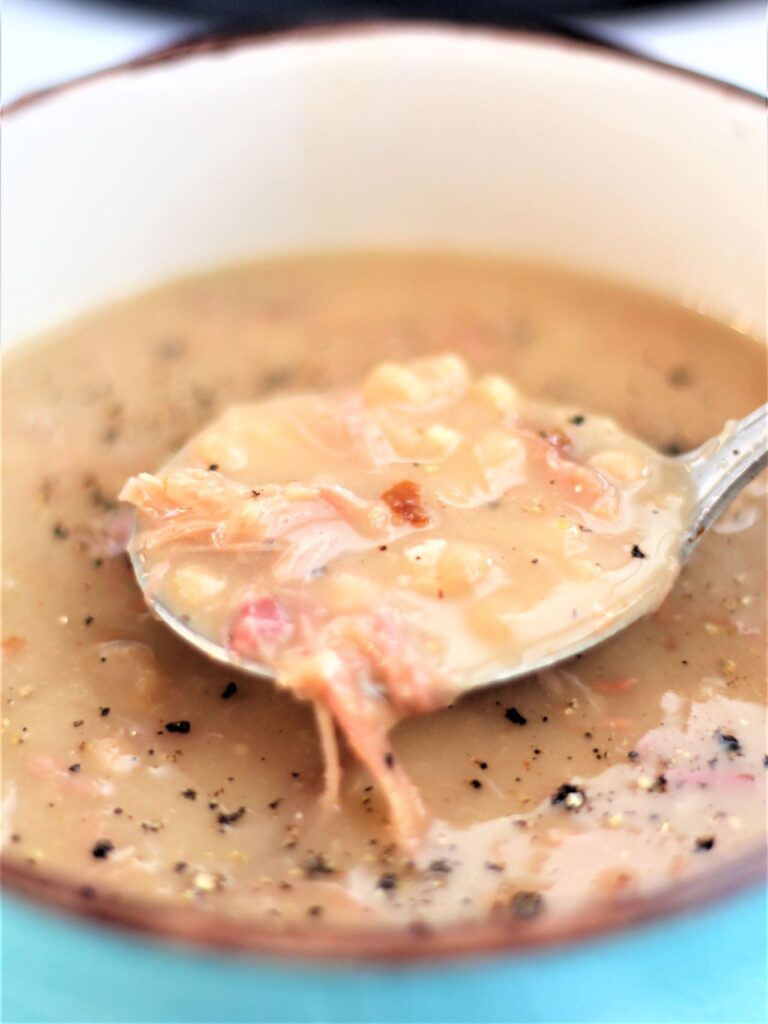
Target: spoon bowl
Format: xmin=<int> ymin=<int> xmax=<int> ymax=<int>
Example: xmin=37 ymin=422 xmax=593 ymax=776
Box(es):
xmin=128 ymin=403 xmax=767 ymax=690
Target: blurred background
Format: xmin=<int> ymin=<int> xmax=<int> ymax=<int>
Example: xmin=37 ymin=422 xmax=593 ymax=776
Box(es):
xmin=3 ymin=0 xmax=766 ymax=105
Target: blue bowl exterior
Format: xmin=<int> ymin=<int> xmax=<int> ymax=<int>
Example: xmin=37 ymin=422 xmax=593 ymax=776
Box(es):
xmin=2 ymin=884 xmax=765 ymax=1023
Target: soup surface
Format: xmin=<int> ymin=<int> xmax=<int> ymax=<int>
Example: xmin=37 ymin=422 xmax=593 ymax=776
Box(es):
xmin=3 ymin=254 xmax=766 ymax=933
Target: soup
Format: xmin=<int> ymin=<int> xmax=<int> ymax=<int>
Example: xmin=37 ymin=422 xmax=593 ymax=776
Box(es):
xmin=3 ymin=254 xmax=765 ymax=931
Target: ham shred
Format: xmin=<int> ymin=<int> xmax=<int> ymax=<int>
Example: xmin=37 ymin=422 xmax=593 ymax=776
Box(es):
xmin=120 ymin=468 xmax=438 ymax=845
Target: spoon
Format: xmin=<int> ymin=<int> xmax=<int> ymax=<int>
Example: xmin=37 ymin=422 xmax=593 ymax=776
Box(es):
xmin=129 ymin=403 xmax=767 ymax=688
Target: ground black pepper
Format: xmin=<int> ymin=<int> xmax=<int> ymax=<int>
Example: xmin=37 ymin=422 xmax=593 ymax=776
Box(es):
xmin=695 ymin=835 xmax=716 ymax=852
xmin=302 ymin=853 xmax=336 ymax=878
xmin=716 ymin=730 xmax=743 ymax=755
xmin=505 ymin=707 xmax=527 ymax=726
xmin=165 ymin=720 xmax=191 ymax=734
xmin=551 ymin=783 xmax=586 ymax=809
xmin=217 ymin=806 xmax=246 ymax=826
xmin=650 ymin=774 xmax=668 ymax=793
xmin=221 ymin=682 xmax=238 ymax=700
xmin=631 ymin=545 xmax=646 ymax=559
xmin=91 ymin=840 xmax=114 ymax=859
xmin=510 ymin=890 xmax=544 ymax=919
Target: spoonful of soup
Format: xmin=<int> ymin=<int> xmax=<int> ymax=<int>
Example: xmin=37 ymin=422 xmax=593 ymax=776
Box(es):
xmin=120 ymin=355 xmax=767 ymax=841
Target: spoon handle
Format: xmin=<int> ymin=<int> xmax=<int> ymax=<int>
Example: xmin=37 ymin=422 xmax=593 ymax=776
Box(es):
xmin=681 ymin=403 xmax=768 ymax=556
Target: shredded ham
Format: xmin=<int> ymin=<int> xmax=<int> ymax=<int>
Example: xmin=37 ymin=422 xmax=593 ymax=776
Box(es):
xmin=529 ymin=430 xmax=620 ymax=520
xmin=119 ymin=471 xmax=396 ymax=550
xmin=121 ymin=467 xmax=438 ymax=844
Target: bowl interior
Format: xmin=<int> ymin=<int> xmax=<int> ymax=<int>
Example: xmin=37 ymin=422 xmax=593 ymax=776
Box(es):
xmin=3 ymin=26 xmax=765 ymax=349
xmin=1 ymin=26 xmax=765 ymax=960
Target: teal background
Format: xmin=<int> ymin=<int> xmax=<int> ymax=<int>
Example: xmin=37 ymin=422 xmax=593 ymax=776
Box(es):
xmin=2 ymin=884 xmax=766 ymax=1023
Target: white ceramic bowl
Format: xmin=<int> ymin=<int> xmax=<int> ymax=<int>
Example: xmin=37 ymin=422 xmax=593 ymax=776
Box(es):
xmin=2 ymin=25 xmax=766 ymax=1022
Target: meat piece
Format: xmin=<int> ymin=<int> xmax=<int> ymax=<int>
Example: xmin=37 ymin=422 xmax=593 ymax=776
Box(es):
xmin=381 ymin=480 xmax=431 ymax=528
xmin=120 ymin=471 xmax=395 ymax=550
xmin=228 ymin=595 xmax=295 ymax=663
xmin=280 ymin=650 xmax=428 ymax=844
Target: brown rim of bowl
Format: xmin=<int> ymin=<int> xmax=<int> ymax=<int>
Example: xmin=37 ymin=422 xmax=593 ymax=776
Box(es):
xmin=2 ymin=22 xmax=766 ymax=964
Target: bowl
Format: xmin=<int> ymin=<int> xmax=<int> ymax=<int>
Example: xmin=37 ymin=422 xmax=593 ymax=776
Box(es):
xmin=2 ymin=24 xmax=766 ymax=1023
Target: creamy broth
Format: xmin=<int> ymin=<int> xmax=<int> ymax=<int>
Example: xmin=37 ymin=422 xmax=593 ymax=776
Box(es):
xmin=3 ymin=254 xmax=766 ymax=931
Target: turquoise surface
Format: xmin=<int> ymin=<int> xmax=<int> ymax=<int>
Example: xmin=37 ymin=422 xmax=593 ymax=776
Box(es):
xmin=2 ymin=885 xmax=765 ymax=1023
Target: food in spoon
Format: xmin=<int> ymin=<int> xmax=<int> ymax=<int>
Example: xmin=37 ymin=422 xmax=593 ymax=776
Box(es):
xmin=3 ymin=255 xmax=765 ymax=932
xmin=122 ymin=356 xmax=693 ymax=839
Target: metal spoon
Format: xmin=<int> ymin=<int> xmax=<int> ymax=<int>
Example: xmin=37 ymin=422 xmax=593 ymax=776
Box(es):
xmin=129 ymin=404 xmax=767 ymax=687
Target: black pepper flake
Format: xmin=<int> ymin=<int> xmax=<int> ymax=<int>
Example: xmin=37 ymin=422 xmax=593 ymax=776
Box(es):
xmin=510 ymin=890 xmax=544 ymax=920
xmin=383 ymin=752 xmax=395 ymax=768
xmin=478 ymin=761 xmax=488 ymax=770
xmin=181 ymin=788 xmax=197 ymax=800
xmin=72 ymin=720 xmax=84 ymax=728
xmin=84 ymin=615 xmax=94 ymax=626
xmin=99 ymin=707 xmax=110 ymax=717
xmin=377 ymin=872 xmax=398 ymax=891
xmin=302 ymin=853 xmax=336 ymax=878
xmin=208 ymin=463 xmax=219 ymax=471
xmin=217 ymin=806 xmax=246 ymax=826
xmin=484 ymin=861 xmax=504 ymax=872
xmin=695 ymin=835 xmax=716 ymax=852
xmin=505 ymin=706 xmax=527 ymax=726
xmin=174 ymin=861 xmax=188 ymax=873
xmin=627 ymin=750 xmax=639 ymax=760
xmin=165 ymin=720 xmax=190 ymax=734
xmin=763 ymin=755 xmax=768 ymax=768
xmin=68 ymin=764 xmax=81 ymax=773
xmin=91 ymin=840 xmax=114 ymax=859
xmin=716 ymin=730 xmax=743 ymax=756
xmin=551 ymin=782 xmax=586 ymax=810
xmin=569 ymin=414 xmax=586 ymax=426
xmin=378 ymin=545 xmax=388 ymax=552
xmin=268 ymin=798 xmax=283 ymax=811
xmin=631 ymin=544 xmax=646 ymax=559
xmin=52 ymin=523 xmax=69 ymax=540
xmin=428 ymin=859 xmax=452 ymax=875
xmin=221 ymin=681 xmax=238 ymax=700
xmin=650 ymin=774 xmax=668 ymax=793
